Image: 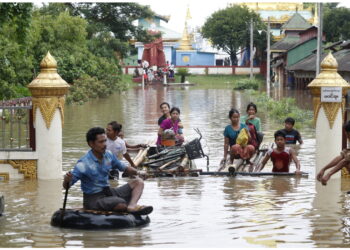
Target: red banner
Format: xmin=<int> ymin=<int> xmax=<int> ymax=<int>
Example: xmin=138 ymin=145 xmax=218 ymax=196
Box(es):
xmin=142 ymin=38 xmax=166 ymax=67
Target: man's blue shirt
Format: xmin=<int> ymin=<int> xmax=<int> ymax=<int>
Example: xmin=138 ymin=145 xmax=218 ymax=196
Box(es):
xmin=71 ymin=150 xmax=126 ymax=194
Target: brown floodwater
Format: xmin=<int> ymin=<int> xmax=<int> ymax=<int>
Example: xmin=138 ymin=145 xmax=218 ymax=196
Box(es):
xmin=1 ymin=84 xmax=350 ymax=247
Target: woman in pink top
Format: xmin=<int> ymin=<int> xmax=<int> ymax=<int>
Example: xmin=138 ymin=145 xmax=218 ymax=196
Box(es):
xmin=157 ymin=107 xmax=184 ymax=145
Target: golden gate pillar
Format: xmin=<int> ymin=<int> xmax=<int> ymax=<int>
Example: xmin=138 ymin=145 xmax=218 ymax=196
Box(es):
xmin=28 ymin=52 xmax=70 ymax=180
xmin=308 ymin=53 xmax=350 ymax=179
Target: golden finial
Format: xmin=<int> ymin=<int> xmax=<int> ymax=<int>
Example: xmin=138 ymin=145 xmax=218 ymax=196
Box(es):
xmin=40 ymin=51 xmax=58 ymax=70
xmin=308 ymin=52 xmax=347 ymax=89
xmin=320 ymin=52 xmax=338 ymax=71
xmin=28 ymin=51 xmax=70 ymax=129
xmin=28 ymin=51 xmax=70 ymax=95
xmin=186 ymin=5 xmax=192 ymax=20
xmin=307 ymin=52 xmax=350 ymax=129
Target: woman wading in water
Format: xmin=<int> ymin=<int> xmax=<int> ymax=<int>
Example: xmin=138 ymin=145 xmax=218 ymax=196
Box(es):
xmin=220 ymin=108 xmax=255 ymax=170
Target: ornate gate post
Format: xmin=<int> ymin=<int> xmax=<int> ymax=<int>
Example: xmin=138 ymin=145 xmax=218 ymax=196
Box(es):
xmin=308 ymin=53 xmax=350 ymax=178
xmin=28 ymin=52 xmax=70 ymax=179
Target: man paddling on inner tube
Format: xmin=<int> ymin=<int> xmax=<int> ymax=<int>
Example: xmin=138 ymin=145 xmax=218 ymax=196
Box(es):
xmin=63 ymin=127 xmax=153 ymax=216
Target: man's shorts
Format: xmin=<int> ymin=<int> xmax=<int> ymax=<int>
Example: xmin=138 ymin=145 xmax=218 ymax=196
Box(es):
xmin=83 ymin=184 xmax=132 ymax=211
xmin=341 ymin=149 xmax=350 ymax=162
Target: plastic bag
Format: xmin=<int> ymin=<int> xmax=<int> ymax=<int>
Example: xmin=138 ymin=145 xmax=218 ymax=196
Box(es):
xmin=236 ymin=128 xmax=249 ymax=146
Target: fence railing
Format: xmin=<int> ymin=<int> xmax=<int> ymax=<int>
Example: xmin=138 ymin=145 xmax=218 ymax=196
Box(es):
xmin=0 ymin=97 xmax=35 ymax=151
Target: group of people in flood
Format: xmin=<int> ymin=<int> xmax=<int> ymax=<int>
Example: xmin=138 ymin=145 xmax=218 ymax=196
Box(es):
xmin=221 ymin=102 xmax=303 ymax=174
xmin=133 ymin=60 xmax=175 ymax=84
xmin=64 ymin=99 xmax=350 ymax=216
xmin=60 ymin=96 xmax=312 ymax=218
xmin=62 ymin=102 xmax=186 ymax=215
xmin=157 ymin=102 xmax=184 ymax=146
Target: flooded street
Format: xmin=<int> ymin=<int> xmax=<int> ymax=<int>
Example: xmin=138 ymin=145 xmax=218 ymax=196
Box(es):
xmin=1 ymin=84 xmax=350 ymax=247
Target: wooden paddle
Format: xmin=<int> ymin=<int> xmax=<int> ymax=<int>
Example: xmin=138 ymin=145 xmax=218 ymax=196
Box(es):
xmin=60 ymin=185 xmax=69 ymax=226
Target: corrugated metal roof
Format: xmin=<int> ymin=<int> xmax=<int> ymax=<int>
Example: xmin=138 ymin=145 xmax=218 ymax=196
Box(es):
xmin=287 ymin=37 xmax=317 ymax=52
xmin=287 ymin=49 xmax=350 ymax=72
xmin=281 ymin=12 xmax=311 ymax=30
xmin=271 ymin=34 xmax=300 ymax=51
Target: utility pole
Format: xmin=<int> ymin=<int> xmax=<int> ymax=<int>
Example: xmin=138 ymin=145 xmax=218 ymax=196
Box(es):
xmin=266 ymin=17 xmax=271 ymax=95
xmin=316 ymin=2 xmax=323 ymax=75
xmin=250 ymin=18 xmax=254 ymax=80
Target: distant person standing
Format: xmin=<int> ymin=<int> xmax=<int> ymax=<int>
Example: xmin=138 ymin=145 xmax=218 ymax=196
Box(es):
xmin=142 ymin=60 xmax=149 ymax=71
xmin=281 ymin=117 xmax=303 ymax=144
xmin=133 ymin=67 xmax=140 ymax=78
xmin=169 ymin=63 xmax=175 ymax=78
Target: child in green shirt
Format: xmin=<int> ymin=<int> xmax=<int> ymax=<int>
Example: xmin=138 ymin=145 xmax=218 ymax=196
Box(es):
xmin=241 ymin=102 xmax=261 ymax=132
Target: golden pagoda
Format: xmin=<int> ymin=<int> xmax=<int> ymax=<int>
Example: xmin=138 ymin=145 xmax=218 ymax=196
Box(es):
xmin=178 ymin=22 xmax=193 ymax=51
xmin=178 ymin=6 xmax=194 ymax=51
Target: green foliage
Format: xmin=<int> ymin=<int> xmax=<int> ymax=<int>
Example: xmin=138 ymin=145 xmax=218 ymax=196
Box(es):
xmin=66 ymin=74 xmax=128 ymax=105
xmin=0 ymin=3 xmax=34 ymax=100
xmin=245 ymin=90 xmax=313 ymax=128
xmin=0 ymin=3 xmax=33 ymax=43
xmin=201 ymin=5 xmax=265 ymax=64
xmin=176 ymin=68 xmax=190 ymax=77
xmin=72 ymin=3 xmax=157 ymax=44
xmin=0 ymin=2 xmax=153 ymax=103
xmin=233 ymin=78 xmax=261 ymax=90
xmin=176 ymin=68 xmax=191 ymax=83
xmin=324 ymin=5 xmax=350 ymax=42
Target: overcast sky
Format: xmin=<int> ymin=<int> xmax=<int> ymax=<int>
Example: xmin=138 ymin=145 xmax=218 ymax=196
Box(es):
xmin=136 ymin=0 xmax=230 ymax=32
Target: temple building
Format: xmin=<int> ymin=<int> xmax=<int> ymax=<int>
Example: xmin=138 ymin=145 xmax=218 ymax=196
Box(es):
xmin=134 ymin=14 xmax=181 ymax=65
xmin=238 ymin=2 xmax=315 ymax=40
xmin=270 ymin=11 xmax=323 ymax=88
xmin=133 ymin=7 xmax=216 ymax=66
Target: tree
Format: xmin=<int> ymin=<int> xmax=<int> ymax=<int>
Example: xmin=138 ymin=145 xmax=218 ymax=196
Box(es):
xmin=323 ymin=5 xmax=350 ymax=42
xmin=201 ymin=4 xmax=265 ymax=65
xmin=0 ymin=3 xmax=33 ymax=99
xmin=0 ymin=3 xmax=33 ymax=43
xmin=71 ymin=3 xmax=156 ymax=43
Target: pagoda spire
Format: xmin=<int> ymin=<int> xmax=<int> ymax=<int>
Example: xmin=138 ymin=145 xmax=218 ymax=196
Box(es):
xmin=178 ymin=5 xmax=194 ymax=51
xmin=186 ymin=4 xmax=192 ymax=21
xmin=313 ymin=3 xmax=319 ymax=26
xmin=178 ymin=21 xmax=193 ymax=50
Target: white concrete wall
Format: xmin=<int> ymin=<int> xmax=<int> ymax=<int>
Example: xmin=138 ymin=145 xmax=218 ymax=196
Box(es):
xmin=235 ymin=67 xmax=260 ymax=75
xmin=35 ymin=108 xmax=63 ymax=180
xmin=315 ymin=106 xmax=342 ymax=178
xmin=0 ymin=163 xmax=24 ymax=179
xmin=0 ymin=152 xmax=38 ymax=180
xmin=187 ymin=68 xmax=206 ymax=75
xmin=208 ymin=67 xmax=232 ymax=74
xmin=0 ymin=151 xmax=37 ymax=160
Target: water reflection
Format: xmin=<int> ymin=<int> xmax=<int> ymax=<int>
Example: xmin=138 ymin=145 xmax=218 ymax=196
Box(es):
xmin=1 ymin=84 xmax=350 ymax=247
xmin=310 ymin=180 xmax=344 ymax=247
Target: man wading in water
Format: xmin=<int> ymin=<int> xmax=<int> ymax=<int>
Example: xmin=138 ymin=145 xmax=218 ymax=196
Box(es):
xmin=63 ymin=127 xmax=153 ymax=215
